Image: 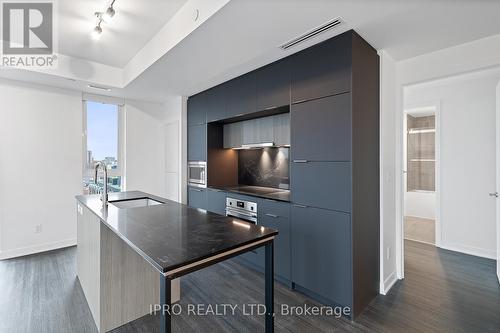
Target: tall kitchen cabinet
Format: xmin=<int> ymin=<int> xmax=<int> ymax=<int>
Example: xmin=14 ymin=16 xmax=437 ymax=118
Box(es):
xmin=187 ymin=93 xmax=207 ymax=162
xmin=289 ymin=31 xmax=379 ymax=318
xmin=186 ymin=29 xmax=379 ymax=318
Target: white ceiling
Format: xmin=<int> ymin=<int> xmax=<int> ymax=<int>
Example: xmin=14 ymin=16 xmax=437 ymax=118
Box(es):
xmin=58 ymin=0 xmax=187 ymax=67
xmin=123 ymin=0 xmax=500 ymax=101
xmin=2 ymin=0 xmax=500 ymax=103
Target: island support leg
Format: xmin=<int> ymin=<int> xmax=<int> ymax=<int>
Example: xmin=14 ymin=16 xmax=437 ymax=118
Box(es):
xmin=265 ymin=241 xmax=274 ymax=333
xmin=160 ymin=274 xmax=172 ymax=333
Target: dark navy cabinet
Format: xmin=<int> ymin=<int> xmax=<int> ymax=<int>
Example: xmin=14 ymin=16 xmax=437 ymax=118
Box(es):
xmin=291 ymin=161 xmax=351 ymax=212
xmin=291 ymin=205 xmax=352 ymax=307
xmin=259 ymin=200 xmax=291 ymax=281
xmin=291 ymin=93 xmax=351 ymax=162
xmin=256 ymin=59 xmax=290 ymax=111
xmin=290 ymin=32 xmax=351 ymax=103
xmin=206 ymin=86 xmax=226 ymax=123
xmin=188 ymin=186 xmax=207 ymax=210
xmin=187 ymin=93 xmax=206 ymax=126
xmin=187 ymin=30 xmax=380 ymax=318
xmin=206 ymin=188 xmax=226 ymax=215
xmin=226 ymin=72 xmax=256 ymax=119
xmin=188 ymin=124 xmax=206 ymax=161
xmin=289 ymin=31 xmax=379 ymax=317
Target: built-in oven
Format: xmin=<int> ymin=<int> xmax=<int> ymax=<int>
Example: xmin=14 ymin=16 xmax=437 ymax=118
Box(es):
xmin=225 ymin=197 xmax=258 ymax=224
xmin=188 ymin=161 xmax=206 ymax=188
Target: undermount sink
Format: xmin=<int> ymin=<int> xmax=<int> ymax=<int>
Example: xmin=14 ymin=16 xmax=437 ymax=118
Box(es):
xmin=110 ymin=198 xmax=163 ymax=209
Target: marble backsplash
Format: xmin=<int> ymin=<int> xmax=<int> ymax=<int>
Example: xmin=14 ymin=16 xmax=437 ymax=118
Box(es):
xmin=238 ymin=147 xmax=289 ymax=189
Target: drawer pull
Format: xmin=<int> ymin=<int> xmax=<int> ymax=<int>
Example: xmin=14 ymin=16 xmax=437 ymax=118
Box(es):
xmin=292 ymin=204 xmax=307 ymax=208
xmin=293 ymin=160 xmax=308 ymax=163
xmin=191 ymin=188 xmax=203 ymax=192
xmin=265 ymin=213 xmax=279 ymax=218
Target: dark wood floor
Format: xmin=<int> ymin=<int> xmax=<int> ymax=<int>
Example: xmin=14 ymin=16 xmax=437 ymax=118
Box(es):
xmin=1 ymin=240 xmax=499 ymax=332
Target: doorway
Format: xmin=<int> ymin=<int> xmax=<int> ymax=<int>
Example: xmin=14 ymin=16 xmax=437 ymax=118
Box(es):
xmin=403 ymin=105 xmax=439 ymax=246
xmin=398 ymin=68 xmax=499 ymax=277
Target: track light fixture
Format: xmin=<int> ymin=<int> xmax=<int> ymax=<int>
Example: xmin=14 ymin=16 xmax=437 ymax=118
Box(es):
xmin=91 ymin=0 xmax=117 ymax=40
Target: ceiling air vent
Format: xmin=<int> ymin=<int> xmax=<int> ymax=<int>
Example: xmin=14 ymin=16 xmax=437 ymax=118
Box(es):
xmin=279 ymin=17 xmax=343 ymax=50
xmin=87 ymin=84 xmax=111 ymax=92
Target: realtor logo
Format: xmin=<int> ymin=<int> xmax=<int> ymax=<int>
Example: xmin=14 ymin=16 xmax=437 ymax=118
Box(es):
xmin=1 ymin=1 xmax=57 ymax=67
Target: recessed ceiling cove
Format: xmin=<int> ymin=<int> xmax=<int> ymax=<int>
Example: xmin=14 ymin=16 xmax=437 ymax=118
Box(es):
xmin=58 ymin=0 xmax=188 ymax=67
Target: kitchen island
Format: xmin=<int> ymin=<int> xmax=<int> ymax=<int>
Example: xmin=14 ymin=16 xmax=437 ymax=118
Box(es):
xmin=75 ymin=191 xmax=277 ymax=333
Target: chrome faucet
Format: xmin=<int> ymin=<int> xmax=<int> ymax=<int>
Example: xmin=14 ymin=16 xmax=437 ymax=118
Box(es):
xmin=94 ymin=162 xmax=108 ymax=208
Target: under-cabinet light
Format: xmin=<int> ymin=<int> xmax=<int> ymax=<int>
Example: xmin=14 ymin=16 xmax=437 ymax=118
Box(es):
xmin=234 ymin=142 xmax=275 ymax=150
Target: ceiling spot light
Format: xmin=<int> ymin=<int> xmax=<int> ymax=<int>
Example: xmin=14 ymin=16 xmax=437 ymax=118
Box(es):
xmin=102 ymin=3 xmax=116 ymax=22
xmin=91 ymin=24 xmax=102 ymax=40
xmin=91 ymin=1 xmax=117 ymax=40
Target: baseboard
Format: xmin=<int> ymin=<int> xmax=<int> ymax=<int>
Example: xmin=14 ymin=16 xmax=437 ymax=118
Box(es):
xmin=379 ymin=270 xmax=398 ymax=295
xmin=439 ymin=242 xmax=496 ymax=260
xmin=0 ymin=238 xmax=76 ymax=260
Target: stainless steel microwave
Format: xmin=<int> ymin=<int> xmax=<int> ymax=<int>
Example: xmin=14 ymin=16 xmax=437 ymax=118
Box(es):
xmin=188 ymin=161 xmax=206 ymax=188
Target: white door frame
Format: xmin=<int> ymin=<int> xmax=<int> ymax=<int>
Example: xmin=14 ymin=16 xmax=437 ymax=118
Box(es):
xmin=396 ymin=96 xmax=441 ymax=278
xmin=496 ymin=82 xmax=500 ymax=283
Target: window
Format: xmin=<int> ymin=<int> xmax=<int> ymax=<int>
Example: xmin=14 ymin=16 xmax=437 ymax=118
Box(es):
xmin=407 ymin=114 xmax=435 ymax=192
xmin=83 ymin=101 xmax=123 ymax=194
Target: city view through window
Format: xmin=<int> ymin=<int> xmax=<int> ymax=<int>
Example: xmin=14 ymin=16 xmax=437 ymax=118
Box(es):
xmin=83 ymin=101 xmax=121 ymax=194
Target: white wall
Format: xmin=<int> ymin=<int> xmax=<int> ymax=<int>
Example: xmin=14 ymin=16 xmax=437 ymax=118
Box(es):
xmin=404 ymin=70 xmax=499 ymax=259
xmin=404 ymin=192 xmax=436 ymax=219
xmin=0 ymin=79 xmax=82 ymax=259
xmin=162 ymin=96 xmax=187 ymax=203
xmin=384 ymin=33 xmax=500 ymax=287
xmin=124 ymin=101 xmax=167 ymax=198
xmin=379 ymin=50 xmax=398 ymax=294
xmin=0 ymin=80 xmax=176 ymax=259
xmin=123 ymin=97 xmax=187 ymax=204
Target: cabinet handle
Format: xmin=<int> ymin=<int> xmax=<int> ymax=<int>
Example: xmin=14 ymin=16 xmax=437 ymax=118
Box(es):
xmin=191 ymin=188 xmax=203 ymax=192
xmin=292 ymin=204 xmax=308 ymax=208
xmin=265 ymin=213 xmax=279 ymax=218
xmin=293 ymin=160 xmax=308 ymax=163
xmin=293 ymin=99 xmax=309 ymax=105
xmin=264 ymin=106 xmax=278 ymax=111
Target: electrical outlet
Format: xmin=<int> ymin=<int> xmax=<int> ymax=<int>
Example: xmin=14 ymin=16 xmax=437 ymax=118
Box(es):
xmin=35 ymin=224 xmax=42 ymax=234
xmin=386 ymin=246 xmax=391 ymax=260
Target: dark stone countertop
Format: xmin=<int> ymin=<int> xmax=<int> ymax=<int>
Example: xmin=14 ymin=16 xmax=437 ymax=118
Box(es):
xmin=75 ymin=191 xmax=277 ymax=274
xmin=208 ymin=185 xmax=291 ymax=202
